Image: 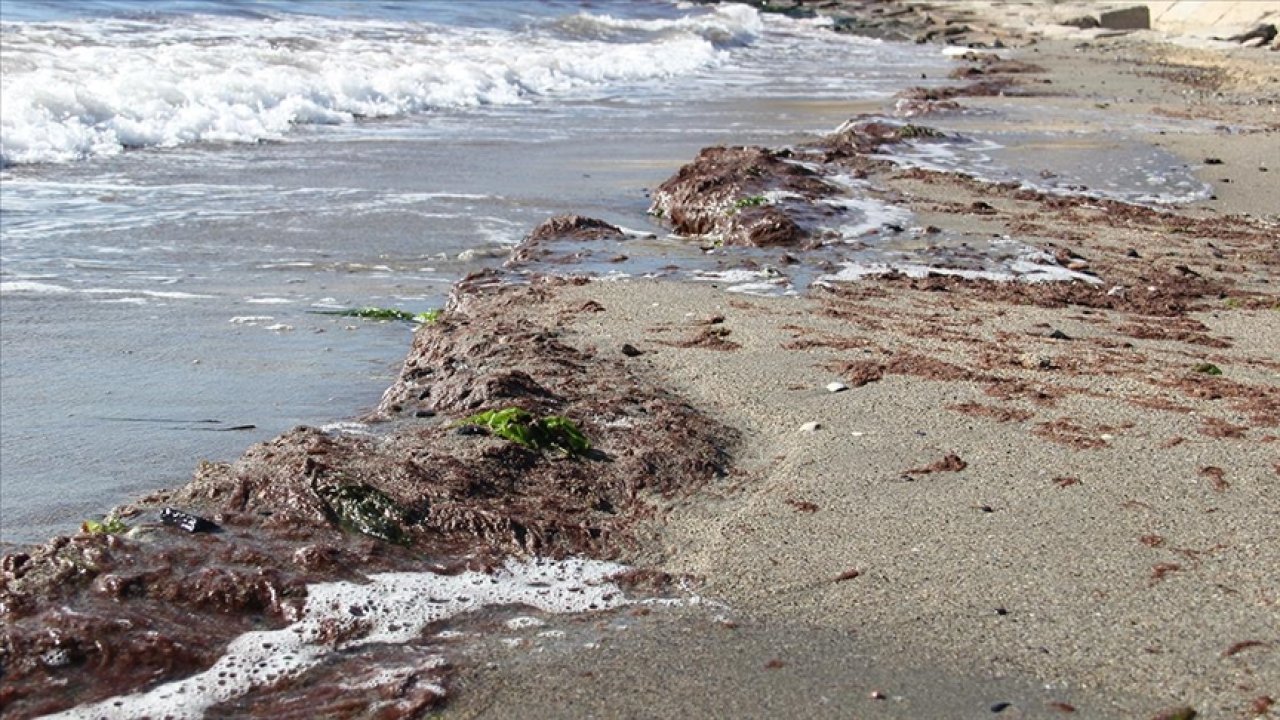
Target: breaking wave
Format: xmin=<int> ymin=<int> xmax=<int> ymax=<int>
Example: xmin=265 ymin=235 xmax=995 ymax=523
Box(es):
xmin=0 ymin=5 xmax=762 ymax=166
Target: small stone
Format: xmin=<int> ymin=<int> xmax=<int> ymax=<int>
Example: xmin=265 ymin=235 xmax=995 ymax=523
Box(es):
xmin=826 ymin=382 xmax=848 ymax=393
xmin=870 ymin=690 xmax=888 ymax=700
xmin=1019 ymin=352 xmax=1054 ymax=370
xmin=621 ymin=343 xmax=643 ymax=357
xmin=991 ymin=701 xmax=1013 ymax=713
xmin=1203 ymin=157 xmax=1223 ymax=165
xmin=1098 ymin=6 xmax=1149 ymax=30
xmin=799 ymin=422 xmax=821 ymax=433
xmin=160 ymin=507 xmax=219 ymax=534
xmin=1 ymin=553 xmax=30 ymax=578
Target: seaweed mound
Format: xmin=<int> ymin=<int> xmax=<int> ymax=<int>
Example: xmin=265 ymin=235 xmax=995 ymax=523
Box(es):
xmin=0 ymin=277 xmax=734 ymax=718
xmin=649 ymin=145 xmax=831 ymax=248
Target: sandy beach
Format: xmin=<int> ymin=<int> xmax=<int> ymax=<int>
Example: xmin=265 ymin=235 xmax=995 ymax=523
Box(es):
xmin=423 ymin=9 xmax=1280 ymax=719
xmin=3 ymin=1 xmax=1278 ymax=718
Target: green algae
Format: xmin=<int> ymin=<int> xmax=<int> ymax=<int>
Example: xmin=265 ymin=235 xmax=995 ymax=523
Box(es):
xmin=314 ymin=307 xmax=441 ymax=324
xmin=461 ymin=407 xmax=591 ymax=457
xmin=315 ymin=483 xmax=408 ymax=544
xmin=82 ymin=515 xmax=129 ymax=535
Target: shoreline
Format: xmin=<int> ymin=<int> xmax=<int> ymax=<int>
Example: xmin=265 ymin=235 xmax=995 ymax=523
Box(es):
xmin=4 ymin=3 xmax=1279 ymax=718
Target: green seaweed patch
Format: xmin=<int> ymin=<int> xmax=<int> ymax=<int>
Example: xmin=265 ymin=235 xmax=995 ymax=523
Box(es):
xmin=414 ymin=308 xmax=442 ymax=324
xmin=82 ymin=515 xmax=129 ymax=535
xmin=462 ymin=407 xmax=591 ymax=457
xmin=733 ymin=195 xmax=769 ymax=209
xmin=898 ymin=124 xmax=945 ymax=139
xmin=314 ymin=306 xmax=441 ymax=324
xmin=1193 ymin=363 xmax=1223 ymax=376
xmin=315 ymin=483 xmax=408 ymax=544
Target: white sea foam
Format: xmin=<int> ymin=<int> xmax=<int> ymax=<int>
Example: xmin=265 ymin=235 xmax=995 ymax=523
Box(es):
xmin=870 ymin=130 xmax=1212 ymax=206
xmin=692 ymin=268 xmax=796 ymax=296
xmin=1 ymin=6 xmax=759 ymax=165
xmin=318 ymin=421 xmax=373 ymax=436
xmin=81 ymin=288 xmax=213 ymax=299
xmin=823 ymin=195 xmax=915 ymax=238
xmin=553 ymin=4 xmax=763 ymax=47
xmin=38 ymin=557 xmax=632 ymax=720
xmin=0 ymin=280 xmax=73 ymax=295
xmin=505 ymin=616 xmax=546 ymax=630
xmin=818 ymin=246 xmax=1103 ymax=286
xmin=0 ymin=279 xmax=74 ymax=293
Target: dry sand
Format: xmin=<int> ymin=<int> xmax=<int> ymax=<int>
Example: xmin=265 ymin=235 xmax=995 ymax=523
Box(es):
xmin=441 ymin=16 xmax=1279 ymax=720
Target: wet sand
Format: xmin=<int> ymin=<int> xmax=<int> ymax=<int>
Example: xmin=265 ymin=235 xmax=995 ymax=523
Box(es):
xmin=443 ymin=14 xmax=1280 ymax=720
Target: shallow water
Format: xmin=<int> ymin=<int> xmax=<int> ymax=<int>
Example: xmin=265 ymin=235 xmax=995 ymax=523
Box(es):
xmin=0 ymin=1 xmax=952 ymax=545
xmin=0 ymin=1 xmax=1215 ymax=546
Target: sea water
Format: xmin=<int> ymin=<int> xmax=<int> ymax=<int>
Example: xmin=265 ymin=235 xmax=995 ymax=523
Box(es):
xmin=0 ymin=1 xmax=1214 ymax=546
xmin=0 ymin=1 xmax=953 ymax=545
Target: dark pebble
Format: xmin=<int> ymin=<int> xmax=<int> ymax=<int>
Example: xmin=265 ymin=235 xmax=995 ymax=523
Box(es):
xmin=991 ymin=701 xmax=1013 ymax=713
xmin=1204 ymin=157 xmax=1223 ymax=165
xmin=2 ymin=553 xmax=31 ymax=576
xmin=160 ymin=507 xmax=219 ymax=534
xmin=621 ymin=343 xmax=644 ymax=357
xmin=414 ymin=409 xmax=436 ymax=418
xmin=455 ymin=425 xmax=487 ymax=436
xmin=995 ymin=607 xmax=1009 ymax=616
xmin=1048 ymin=329 xmax=1072 ymax=340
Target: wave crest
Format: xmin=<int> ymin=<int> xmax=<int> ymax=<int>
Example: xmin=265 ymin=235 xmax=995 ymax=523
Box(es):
xmin=0 ymin=6 xmax=757 ymax=166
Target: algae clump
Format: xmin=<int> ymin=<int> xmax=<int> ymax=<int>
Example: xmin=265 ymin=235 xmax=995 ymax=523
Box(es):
xmin=315 ymin=483 xmax=408 ymax=544
xmin=82 ymin=516 xmax=129 ymax=535
xmin=314 ymin=307 xmax=441 ymax=324
xmin=898 ymin=124 xmax=945 ymax=139
xmin=462 ymin=407 xmax=591 ymax=457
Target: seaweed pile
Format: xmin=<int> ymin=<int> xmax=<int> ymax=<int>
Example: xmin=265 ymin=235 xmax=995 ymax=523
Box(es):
xmin=0 ymin=224 xmax=735 ymax=718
